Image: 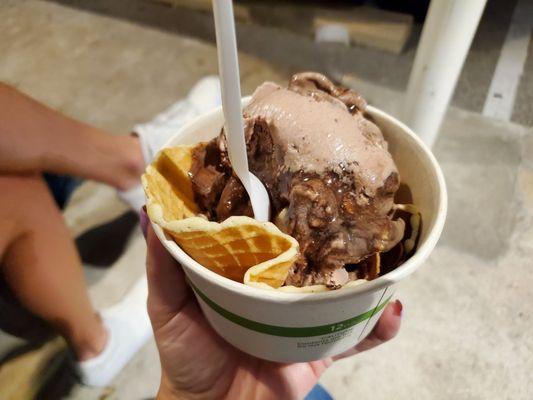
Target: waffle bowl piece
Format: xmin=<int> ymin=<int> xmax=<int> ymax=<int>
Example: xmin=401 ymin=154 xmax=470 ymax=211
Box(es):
xmin=142 ymin=146 xmax=299 ymax=288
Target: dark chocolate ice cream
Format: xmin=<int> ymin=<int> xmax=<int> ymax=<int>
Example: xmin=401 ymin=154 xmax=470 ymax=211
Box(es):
xmin=190 ymin=72 xmax=405 ymax=288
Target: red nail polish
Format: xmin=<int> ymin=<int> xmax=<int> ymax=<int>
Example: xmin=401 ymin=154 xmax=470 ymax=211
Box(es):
xmin=393 ymin=300 xmax=403 ymax=317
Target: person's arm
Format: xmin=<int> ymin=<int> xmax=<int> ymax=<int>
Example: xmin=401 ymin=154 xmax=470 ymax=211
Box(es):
xmin=0 ymin=83 xmax=142 ymax=190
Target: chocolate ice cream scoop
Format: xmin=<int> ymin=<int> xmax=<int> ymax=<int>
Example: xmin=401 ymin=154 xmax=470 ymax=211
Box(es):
xmin=190 ymin=72 xmax=405 ymax=288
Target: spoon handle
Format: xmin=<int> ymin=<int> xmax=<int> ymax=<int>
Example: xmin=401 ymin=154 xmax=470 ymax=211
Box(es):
xmin=212 ymin=0 xmax=250 ymax=188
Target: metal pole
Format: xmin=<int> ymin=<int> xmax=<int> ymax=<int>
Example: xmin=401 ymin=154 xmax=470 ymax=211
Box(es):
xmin=403 ymin=0 xmax=487 ymax=148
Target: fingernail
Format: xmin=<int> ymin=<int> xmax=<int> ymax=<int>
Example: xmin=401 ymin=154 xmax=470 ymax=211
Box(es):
xmin=140 ymin=206 xmax=148 ymax=239
xmin=393 ymin=300 xmax=403 ymax=317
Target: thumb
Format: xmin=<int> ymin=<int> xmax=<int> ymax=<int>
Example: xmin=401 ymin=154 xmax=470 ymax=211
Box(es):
xmin=145 ymin=217 xmax=190 ymax=330
xmin=333 ymin=300 xmax=402 ymax=360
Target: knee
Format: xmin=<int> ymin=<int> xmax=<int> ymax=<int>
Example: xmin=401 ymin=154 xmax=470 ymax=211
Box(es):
xmin=0 ymin=81 xmax=15 ymax=94
xmin=0 ymin=174 xmax=54 ymax=203
xmin=0 ymin=174 xmax=61 ymax=235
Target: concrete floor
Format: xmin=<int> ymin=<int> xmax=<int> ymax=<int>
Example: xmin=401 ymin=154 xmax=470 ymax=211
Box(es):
xmin=0 ymin=1 xmax=532 ymax=399
xmin=44 ymin=0 xmax=533 ymax=126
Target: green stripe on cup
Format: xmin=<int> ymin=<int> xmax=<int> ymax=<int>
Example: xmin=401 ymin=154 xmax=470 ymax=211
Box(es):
xmin=191 ymin=284 xmax=392 ymax=338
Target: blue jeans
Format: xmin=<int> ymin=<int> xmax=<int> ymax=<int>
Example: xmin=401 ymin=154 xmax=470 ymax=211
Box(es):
xmin=43 ymin=173 xmax=81 ymax=209
xmin=305 ymin=384 xmax=333 ymax=400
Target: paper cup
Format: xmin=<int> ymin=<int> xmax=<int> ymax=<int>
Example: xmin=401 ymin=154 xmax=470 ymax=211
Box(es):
xmin=148 ymin=98 xmax=447 ymax=363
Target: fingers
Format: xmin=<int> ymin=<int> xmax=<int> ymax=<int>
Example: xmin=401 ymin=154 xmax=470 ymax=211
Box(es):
xmin=333 ymin=300 xmax=402 ymax=360
xmin=355 ymin=300 xmax=402 ymax=352
xmin=145 ymin=219 xmax=190 ymax=330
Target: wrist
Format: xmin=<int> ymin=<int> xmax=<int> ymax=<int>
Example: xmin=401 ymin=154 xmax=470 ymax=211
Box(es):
xmin=112 ymin=134 xmax=145 ymax=191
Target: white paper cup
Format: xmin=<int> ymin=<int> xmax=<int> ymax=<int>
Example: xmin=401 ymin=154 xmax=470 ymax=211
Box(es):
xmin=149 ymin=99 xmax=447 ymax=363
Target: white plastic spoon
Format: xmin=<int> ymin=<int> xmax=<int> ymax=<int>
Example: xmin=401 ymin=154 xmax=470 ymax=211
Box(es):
xmin=212 ymin=0 xmax=270 ymax=222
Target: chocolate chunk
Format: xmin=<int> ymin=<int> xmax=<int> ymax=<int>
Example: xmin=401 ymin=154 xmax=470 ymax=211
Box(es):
xmin=216 ymin=176 xmax=253 ymax=221
xmin=289 ymin=72 xmax=367 ymax=113
xmin=190 ymin=143 xmax=227 ymax=217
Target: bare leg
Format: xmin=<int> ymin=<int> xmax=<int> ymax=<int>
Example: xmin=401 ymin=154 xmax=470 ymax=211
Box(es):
xmin=0 ymin=83 xmax=144 ymax=190
xmin=0 ymin=174 xmax=106 ymax=361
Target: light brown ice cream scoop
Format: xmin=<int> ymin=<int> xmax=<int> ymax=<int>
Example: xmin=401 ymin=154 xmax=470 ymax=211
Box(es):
xmin=244 ymin=73 xmax=397 ymax=198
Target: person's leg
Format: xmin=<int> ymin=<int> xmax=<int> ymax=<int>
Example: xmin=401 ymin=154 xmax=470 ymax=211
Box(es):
xmin=0 ymin=174 xmax=106 ymax=361
xmin=0 ymin=83 xmax=143 ymax=190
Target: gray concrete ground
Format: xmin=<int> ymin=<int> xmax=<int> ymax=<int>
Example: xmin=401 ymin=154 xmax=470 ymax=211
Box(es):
xmin=0 ymin=1 xmax=532 ymax=399
xmin=44 ymin=0 xmax=533 ymax=126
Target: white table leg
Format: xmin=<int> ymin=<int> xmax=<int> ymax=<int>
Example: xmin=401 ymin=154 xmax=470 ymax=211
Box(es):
xmin=403 ymin=0 xmax=487 ymax=148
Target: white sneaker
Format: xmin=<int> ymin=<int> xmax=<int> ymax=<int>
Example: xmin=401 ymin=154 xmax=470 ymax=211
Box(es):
xmin=77 ymin=275 xmax=152 ymax=387
xmin=118 ymin=76 xmax=221 ymax=213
